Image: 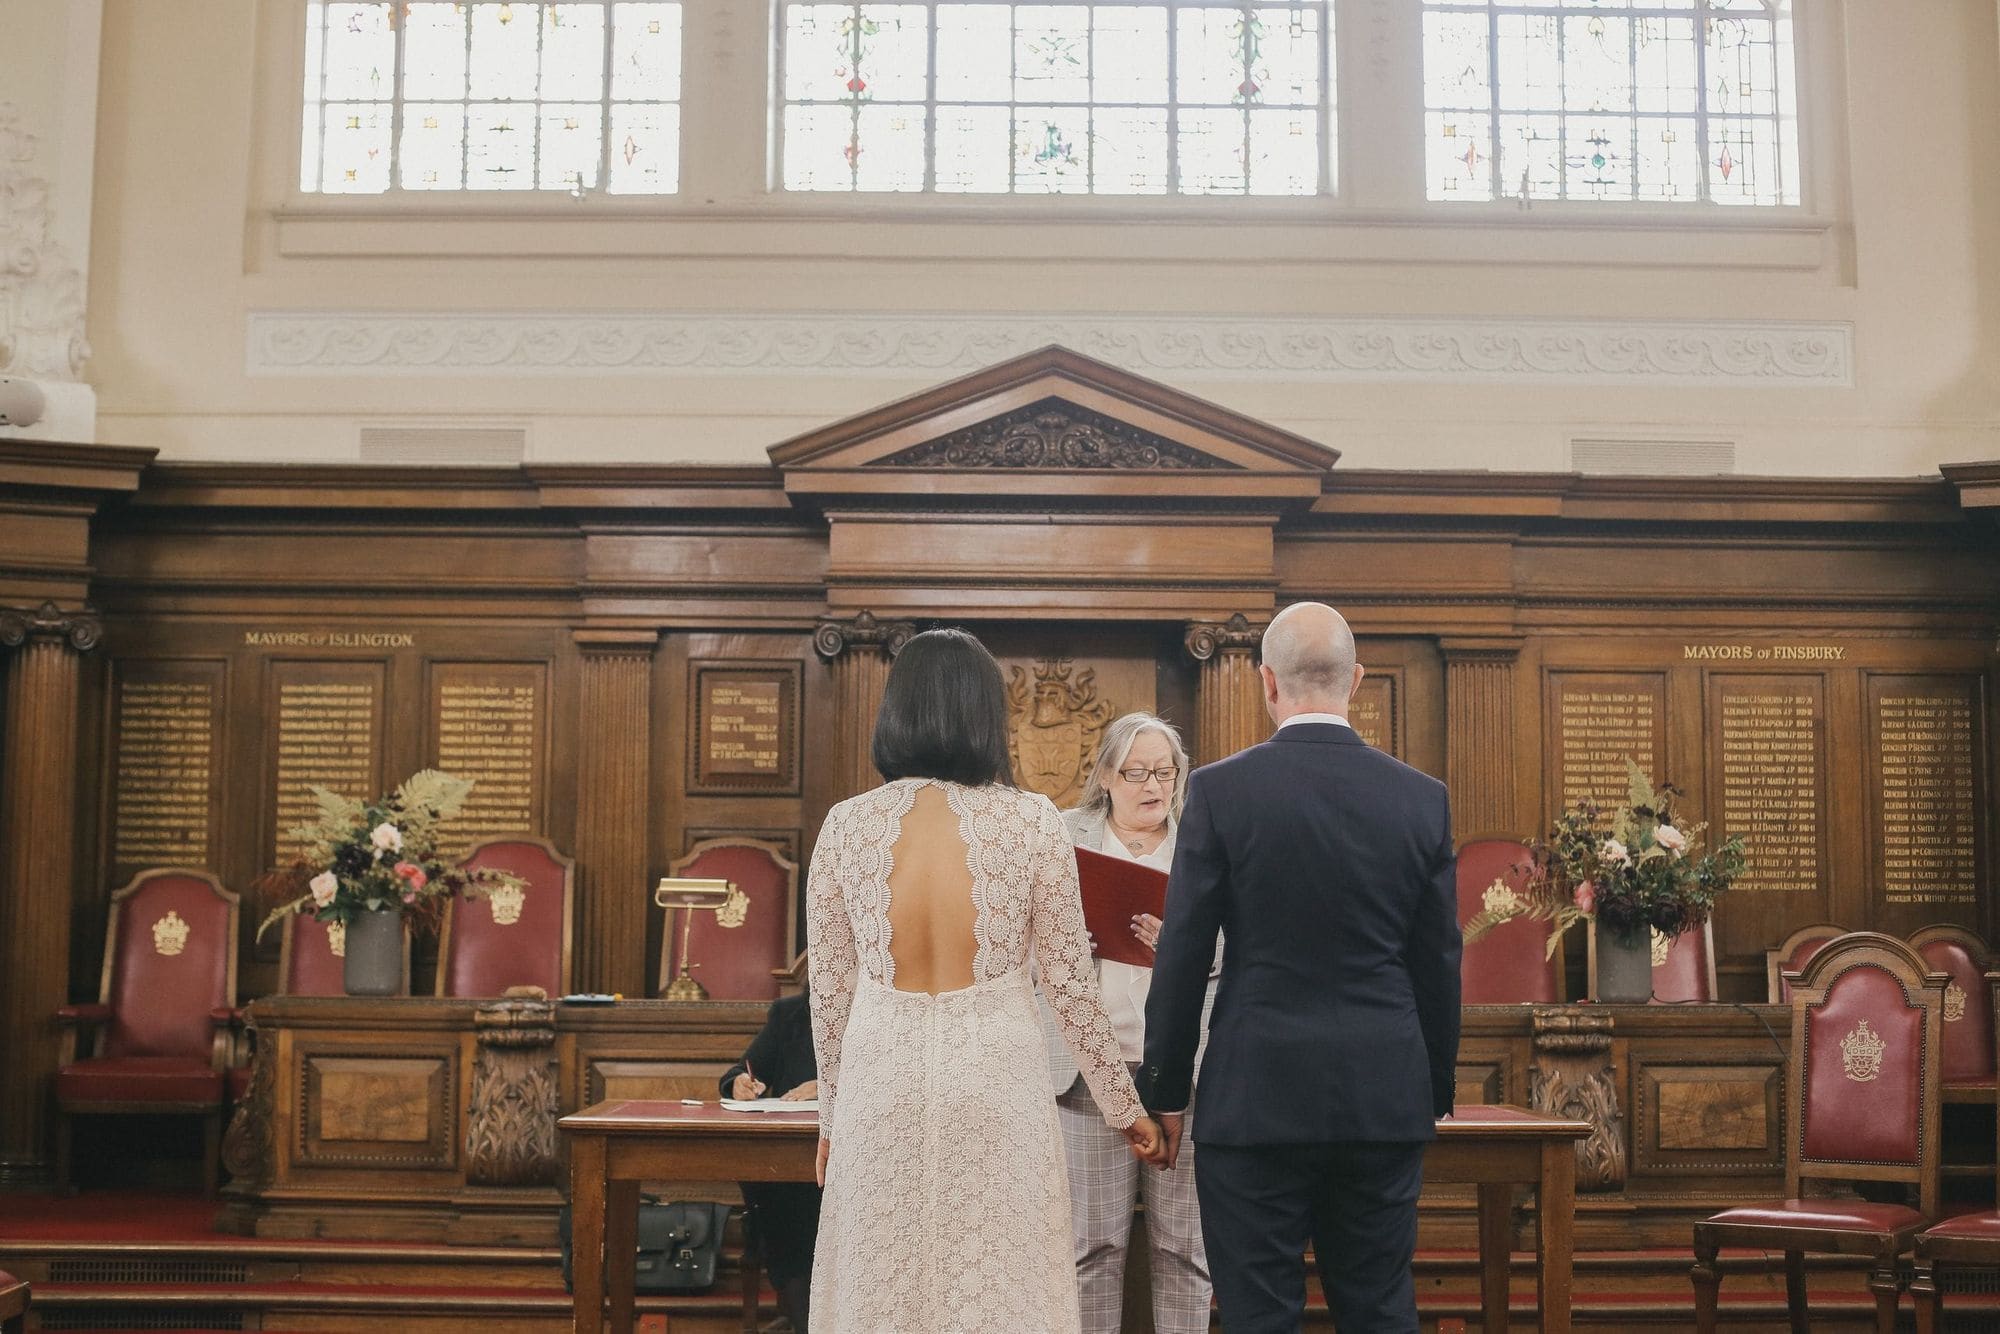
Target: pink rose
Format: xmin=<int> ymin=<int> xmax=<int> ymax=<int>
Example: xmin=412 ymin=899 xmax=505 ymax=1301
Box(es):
xmin=393 ymin=861 xmax=428 ymax=891
xmin=1655 ymin=823 xmax=1688 ymax=856
xmin=1574 ymin=880 xmax=1597 ymax=915
xmin=309 ymin=870 xmax=338 ymax=908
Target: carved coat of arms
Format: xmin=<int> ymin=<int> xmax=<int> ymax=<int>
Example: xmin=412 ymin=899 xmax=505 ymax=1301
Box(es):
xmin=152 ymin=910 xmax=190 ymax=957
xmin=1945 ymin=982 xmax=1967 ymax=1024
xmin=488 ymin=882 xmax=526 ymax=926
xmin=1840 ymin=1018 xmax=1888 ymax=1083
xmin=1006 ymin=659 xmax=1117 ymax=808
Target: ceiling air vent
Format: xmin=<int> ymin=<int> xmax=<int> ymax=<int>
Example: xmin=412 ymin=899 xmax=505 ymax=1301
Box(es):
xmin=357 ymin=425 xmax=527 ymax=466
xmin=1570 ymin=438 xmax=1736 ymax=476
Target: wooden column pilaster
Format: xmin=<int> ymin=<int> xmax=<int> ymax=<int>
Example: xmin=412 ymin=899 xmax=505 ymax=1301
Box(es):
xmin=0 ymin=602 xmax=98 ymax=1186
xmin=571 ymin=630 xmax=657 ymax=996
xmin=814 ymin=612 xmax=914 ymax=802
xmin=1185 ymin=614 xmax=1271 ymax=764
xmin=1443 ymin=637 xmax=1525 ymax=840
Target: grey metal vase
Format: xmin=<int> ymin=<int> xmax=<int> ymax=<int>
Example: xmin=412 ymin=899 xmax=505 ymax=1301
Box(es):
xmin=1594 ymin=926 xmax=1654 ymax=1004
xmin=343 ymin=909 xmax=404 ymax=996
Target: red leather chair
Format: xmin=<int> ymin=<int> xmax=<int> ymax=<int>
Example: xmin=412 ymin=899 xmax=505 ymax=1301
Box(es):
xmin=1456 ymin=836 xmax=1562 ymax=1004
xmin=1908 ymin=924 xmax=1994 ymax=1103
xmin=1589 ymin=919 xmax=1718 ymax=1004
xmin=657 ymin=837 xmax=799 ymax=1002
xmin=1912 ymin=967 xmax=2000 ymax=1333
xmin=1691 ymin=932 xmax=1947 ymax=1333
xmin=1766 ymin=922 xmax=1847 ymax=1004
xmin=0 ymin=1268 xmax=26 ymax=1334
xmin=437 ymin=837 xmax=575 ymax=998
xmin=55 ymin=869 xmax=242 ymax=1195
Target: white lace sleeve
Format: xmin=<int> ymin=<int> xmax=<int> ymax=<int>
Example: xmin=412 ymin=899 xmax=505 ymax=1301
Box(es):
xmin=1027 ymin=798 xmax=1144 ymax=1129
xmin=806 ymin=801 xmax=859 ymax=1131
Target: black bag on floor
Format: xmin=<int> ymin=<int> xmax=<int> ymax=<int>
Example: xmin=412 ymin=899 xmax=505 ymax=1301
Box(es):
xmin=559 ymin=1198 xmax=733 ymax=1293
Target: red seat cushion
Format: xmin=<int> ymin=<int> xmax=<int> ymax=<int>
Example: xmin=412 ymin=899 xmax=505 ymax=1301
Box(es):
xmin=1704 ymin=1199 xmax=1926 ymax=1235
xmin=57 ymin=1056 xmax=224 ymax=1106
xmin=1924 ymin=1211 xmax=2000 ymax=1240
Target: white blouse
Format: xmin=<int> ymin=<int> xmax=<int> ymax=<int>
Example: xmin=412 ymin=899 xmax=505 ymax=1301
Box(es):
xmin=1095 ymin=826 xmax=1172 ymax=1064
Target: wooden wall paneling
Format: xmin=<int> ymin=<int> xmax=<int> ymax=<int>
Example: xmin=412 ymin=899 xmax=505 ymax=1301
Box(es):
xmin=1701 ymin=672 xmax=1831 ymax=970
xmin=0 ymin=606 xmax=97 ymax=1185
xmin=556 ymin=1002 xmax=765 ymax=1110
xmin=261 ymin=657 xmax=390 ymax=874
xmin=813 ymin=613 xmax=913 ymax=804
xmin=1444 ymin=638 xmax=1524 ymax=839
xmin=1631 ymin=1056 xmax=1786 ymax=1178
xmin=103 ymin=657 xmax=228 ymax=885
xmin=572 ymin=630 xmax=658 ymax=996
xmin=1865 ymin=670 xmax=1988 ymax=940
xmin=1153 ymin=632 xmax=1201 ymax=764
xmin=1185 ymin=615 xmax=1270 ymax=765
xmin=422 ymin=658 xmax=553 ymax=857
xmin=1989 ymin=655 xmax=2000 ymax=945
xmin=1510 ymin=639 xmax=1547 ymax=849
xmin=658 ymin=632 xmax=813 ymax=994
xmin=987 ymin=625 xmax=1161 ymax=808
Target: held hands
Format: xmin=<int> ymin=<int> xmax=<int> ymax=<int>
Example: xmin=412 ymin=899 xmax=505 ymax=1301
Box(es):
xmin=1123 ymin=1115 xmax=1170 ymax=1168
xmin=1156 ymin=1112 xmax=1184 ymax=1170
xmin=816 ymin=1136 xmax=831 ymax=1188
xmin=1131 ymin=913 xmax=1162 ymax=956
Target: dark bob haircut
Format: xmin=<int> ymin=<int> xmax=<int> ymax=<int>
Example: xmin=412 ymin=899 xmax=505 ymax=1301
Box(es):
xmin=871 ymin=628 xmax=1015 ymax=787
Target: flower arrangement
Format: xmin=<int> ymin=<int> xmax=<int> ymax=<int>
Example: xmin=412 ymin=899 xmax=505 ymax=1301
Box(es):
xmin=255 ymin=769 xmax=522 ymax=940
xmin=1463 ymin=759 xmax=1746 ymax=956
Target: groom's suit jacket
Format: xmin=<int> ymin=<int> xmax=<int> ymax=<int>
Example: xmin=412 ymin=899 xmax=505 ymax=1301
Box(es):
xmin=1140 ymin=722 xmax=1461 ymax=1146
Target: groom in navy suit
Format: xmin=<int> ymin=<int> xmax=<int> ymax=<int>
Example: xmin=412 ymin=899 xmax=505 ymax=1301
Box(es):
xmin=1141 ymin=601 xmax=1461 ymax=1334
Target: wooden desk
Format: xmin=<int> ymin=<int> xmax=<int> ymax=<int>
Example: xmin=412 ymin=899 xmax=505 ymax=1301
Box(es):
xmin=560 ymin=1100 xmax=1587 ymax=1334
xmin=1432 ymin=1106 xmax=1589 ymax=1334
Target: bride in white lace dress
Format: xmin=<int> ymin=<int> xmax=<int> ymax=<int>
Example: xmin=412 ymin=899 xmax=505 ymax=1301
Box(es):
xmin=807 ymin=629 xmax=1166 ymax=1334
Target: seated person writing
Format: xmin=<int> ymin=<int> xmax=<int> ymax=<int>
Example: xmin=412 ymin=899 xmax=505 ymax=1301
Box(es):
xmin=720 ymin=992 xmax=820 ymax=1332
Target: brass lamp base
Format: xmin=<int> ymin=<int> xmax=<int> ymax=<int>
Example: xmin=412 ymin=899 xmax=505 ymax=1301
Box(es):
xmin=664 ymin=969 xmax=709 ymax=1002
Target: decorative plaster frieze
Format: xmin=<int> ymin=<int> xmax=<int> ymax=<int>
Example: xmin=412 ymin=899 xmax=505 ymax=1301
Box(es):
xmin=246 ymin=311 xmax=1852 ymax=386
xmin=0 ymin=103 xmax=90 ymax=382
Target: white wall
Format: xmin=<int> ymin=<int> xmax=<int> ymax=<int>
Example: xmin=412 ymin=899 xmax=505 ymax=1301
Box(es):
xmin=0 ymin=0 xmax=103 ymax=440
xmin=78 ymin=0 xmax=2000 ymax=475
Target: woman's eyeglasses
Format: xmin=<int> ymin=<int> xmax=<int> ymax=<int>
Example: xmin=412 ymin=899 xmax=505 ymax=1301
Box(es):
xmin=1115 ymin=766 xmax=1180 ymax=785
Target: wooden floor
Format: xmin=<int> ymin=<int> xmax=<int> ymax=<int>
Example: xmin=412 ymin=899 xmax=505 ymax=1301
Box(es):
xmin=3 ymin=1192 xmax=1998 ymax=1331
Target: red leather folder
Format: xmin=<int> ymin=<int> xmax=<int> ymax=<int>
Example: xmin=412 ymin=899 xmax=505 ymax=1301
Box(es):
xmin=1074 ymin=845 xmax=1169 ymax=967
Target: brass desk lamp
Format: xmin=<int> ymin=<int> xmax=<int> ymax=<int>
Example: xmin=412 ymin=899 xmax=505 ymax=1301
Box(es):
xmin=654 ymin=875 xmax=749 ymax=1001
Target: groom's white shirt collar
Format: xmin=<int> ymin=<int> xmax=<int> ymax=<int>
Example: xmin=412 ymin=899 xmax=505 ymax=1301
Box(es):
xmin=1278 ymin=712 xmax=1350 ymax=730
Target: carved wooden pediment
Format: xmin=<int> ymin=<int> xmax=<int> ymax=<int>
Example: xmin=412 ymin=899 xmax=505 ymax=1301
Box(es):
xmin=769 ymin=345 xmax=1334 ymax=618
xmin=875 ymin=396 xmax=1239 ymax=472
xmin=770 ymin=344 xmax=1335 ymax=507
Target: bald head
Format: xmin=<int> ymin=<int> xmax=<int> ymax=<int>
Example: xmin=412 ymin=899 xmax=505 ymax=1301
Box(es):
xmin=1259 ymin=602 xmax=1360 ymax=718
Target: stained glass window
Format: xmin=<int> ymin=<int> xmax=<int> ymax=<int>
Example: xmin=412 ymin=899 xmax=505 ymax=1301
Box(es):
xmin=778 ymin=3 xmax=1333 ymax=195
xmin=1422 ymin=0 xmax=1797 ymax=204
xmin=301 ymin=2 xmax=682 ymax=194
